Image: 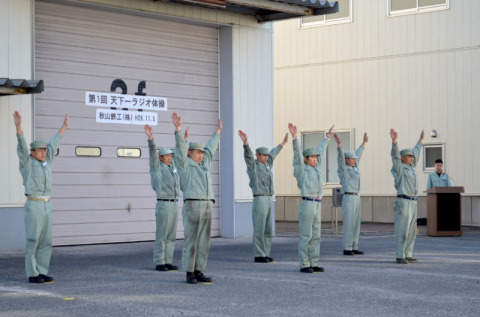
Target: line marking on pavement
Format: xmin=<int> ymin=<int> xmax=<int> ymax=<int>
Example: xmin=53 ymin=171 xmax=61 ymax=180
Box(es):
xmin=0 ymin=285 xmax=56 ymax=297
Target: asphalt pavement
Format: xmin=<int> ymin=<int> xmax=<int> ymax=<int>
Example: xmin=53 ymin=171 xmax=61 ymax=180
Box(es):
xmin=1 ymin=223 xmax=479 ymax=317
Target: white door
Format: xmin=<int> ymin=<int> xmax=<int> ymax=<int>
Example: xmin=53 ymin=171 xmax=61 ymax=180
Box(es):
xmin=35 ymin=1 xmax=220 ymax=245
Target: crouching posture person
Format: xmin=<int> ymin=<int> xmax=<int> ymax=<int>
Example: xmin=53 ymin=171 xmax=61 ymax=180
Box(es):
xmin=289 ymin=122 xmax=333 ymax=273
xmin=14 ymin=111 xmax=68 ymax=283
xmin=172 ymin=112 xmax=222 ymax=284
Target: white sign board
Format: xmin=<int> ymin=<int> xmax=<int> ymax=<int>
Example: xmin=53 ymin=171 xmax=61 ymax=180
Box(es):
xmin=96 ymin=109 xmax=158 ymax=126
xmin=86 ymin=91 xmax=167 ymax=111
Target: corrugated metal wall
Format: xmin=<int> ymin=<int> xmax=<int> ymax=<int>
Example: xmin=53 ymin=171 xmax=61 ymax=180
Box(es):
xmin=35 ymin=1 xmax=220 ymax=245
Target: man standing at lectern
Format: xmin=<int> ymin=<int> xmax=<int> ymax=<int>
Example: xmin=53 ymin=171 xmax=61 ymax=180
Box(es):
xmin=426 ymin=159 xmax=451 ymax=190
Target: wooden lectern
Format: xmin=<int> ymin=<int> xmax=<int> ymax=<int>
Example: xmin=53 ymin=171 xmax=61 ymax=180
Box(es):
xmin=426 ymin=186 xmax=464 ymax=236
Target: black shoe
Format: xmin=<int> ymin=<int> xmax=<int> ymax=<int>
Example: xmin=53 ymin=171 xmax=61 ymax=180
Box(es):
xmin=352 ymin=250 xmax=364 ymax=255
xmin=29 ymin=276 xmax=44 ymax=283
xmin=343 ymin=250 xmax=354 ymax=256
xmin=266 ymin=257 xmax=275 ymax=263
xmin=406 ymin=257 xmax=418 ymax=263
xmin=311 ymin=266 xmax=324 ymax=273
xmin=396 ymin=258 xmax=409 ymax=264
xmin=38 ymin=274 xmax=54 ymax=282
xmin=254 ymin=257 xmax=269 ymax=263
xmin=194 ymin=271 xmax=212 ymax=283
xmin=156 ymin=265 xmax=168 ymax=271
xmin=300 ymin=267 xmax=313 ymax=273
xmin=165 ymin=264 xmax=178 ymax=271
xmin=186 ymin=272 xmax=197 ymax=284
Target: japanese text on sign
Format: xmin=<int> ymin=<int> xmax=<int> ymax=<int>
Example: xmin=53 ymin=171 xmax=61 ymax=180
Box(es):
xmin=96 ymin=109 xmax=158 ymax=126
xmin=86 ymin=91 xmax=167 ymax=111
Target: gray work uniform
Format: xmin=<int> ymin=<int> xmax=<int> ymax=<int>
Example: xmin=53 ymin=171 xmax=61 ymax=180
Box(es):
xmin=148 ymin=139 xmax=180 ymax=266
xmin=391 ymin=142 xmax=422 ymax=260
xmin=174 ymin=130 xmax=220 ymax=273
xmin=426 ymin=171 xmax=451 ymax=190
xmin=17 ymin=132 xmax=62 ymax=277
xmin=292 ymin=137 xmax=328 ymax=269
xmin=337 ymin=146 xmax=364 ymax=251
xmin=243 ymin=144 xmax=283 ymax=258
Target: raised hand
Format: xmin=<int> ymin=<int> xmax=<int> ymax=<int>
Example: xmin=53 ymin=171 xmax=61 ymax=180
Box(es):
xmin=334 ymin=133 xmax=342 ymax=148
xmin=288 ymin=123 xmax=297 ymax=138
xmin=217 ymin=118 xmax=223 ymax=134
xmin=281 ymin=133 xmax=289 ymax=146
xmin=362 ymin=132 xmax=368 ymax=146
xmin=184 ymin=127 xmax=190 ymax=141
xmin=63 ymin=114 xmax=69 ymax=127
xmin=419 ymin=129 xmax=424 ymax=144
xmin=390 ymin=129 xmax=398 ymax=144
xmin=13 ymin=111 xmax=21 ymax=127
xmin=144 ymin=124 xmax=154 ymax=140
xmin=172 ymin=112 xmax=182 ymax=131
xmin=59 ymin=114 xmax=69 ymax=136
xmin=238 ymin=130 xmax=248 ymax=145
xmin=13 ymin=111 xmax=22 ymax=134
xmin=327 ymin=125 xmax=335 ymax=138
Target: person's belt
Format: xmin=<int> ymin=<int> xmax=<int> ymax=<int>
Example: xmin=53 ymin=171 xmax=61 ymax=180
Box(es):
xmin=302 ymin=197 xmax=322 ymax=202
xmin=27 ymin=195 xmax=51 ymax=202
xmin=157 ymin=199 xmax=178 ymax=202
xmin=184 ymin=199 xmax=215 ymax=203
xmin=344 ymin=192 xmax=359 ymax=195
xmin=397 ymin=195 xmax=418 ymax=201
xmin=253 ymin=194 xmax=272 ymax=197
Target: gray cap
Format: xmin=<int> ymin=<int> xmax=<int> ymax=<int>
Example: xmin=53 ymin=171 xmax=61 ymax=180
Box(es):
xmin=344 ymin=151 xmax=358 ymax=159
xmin=302 ymin=148 xmax=319 ymax=157
xmin=188 ymin=142 xmax=205 ymax=151
xmin=400 ymin=148 xmax=414 ymax=156
xmin=30 ymin=140 xmax=47 ymax=150
xmin=256 ymin=147 xmax=269 ymax=155
xmin=157 ymin=147 xmax=173 ymax=156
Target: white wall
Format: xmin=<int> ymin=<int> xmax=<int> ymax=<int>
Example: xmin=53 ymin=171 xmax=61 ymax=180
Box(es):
xmin=0 ymin=0 xmax=33 ymax=207
xmin=274 ymin=0 xmax=480 ymax=198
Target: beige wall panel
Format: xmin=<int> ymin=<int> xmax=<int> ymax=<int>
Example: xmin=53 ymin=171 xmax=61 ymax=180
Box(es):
xmin=361 ymin=196 xmax=373 ymax=222
xmin=284 ymin=197 xmax=301 ymax=222
xmin=275 ymin=197 xmax=285 ymax=221
xmin=472 ymin=197 xmax=480 ymax=226
xmin=372 ymin=197 xmax=395 ymax=223
xmin=461 ymin=196 xmax=472 ymax=226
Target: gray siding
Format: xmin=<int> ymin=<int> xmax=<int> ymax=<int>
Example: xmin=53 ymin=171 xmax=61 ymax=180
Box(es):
xmin=35 ymin=1 xmax=220 ymax=245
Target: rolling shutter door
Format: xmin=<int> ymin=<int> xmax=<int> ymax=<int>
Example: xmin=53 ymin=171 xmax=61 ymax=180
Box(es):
xmin=35 ymin=1 xmax=220 ymax=245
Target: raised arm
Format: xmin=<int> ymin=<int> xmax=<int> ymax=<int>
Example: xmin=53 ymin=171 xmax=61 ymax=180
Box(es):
xmin=390 ymin=129 xmax=401 ymax=174
xmin=203 ymin=118 xmax=222 ymax=167
xmin=316 ymin=125 xmax=333 ymax=168
xmin=172 ymin=112 xmax=188 ymax=170
xmin=289 ymin=123 xmax=305 ymax=181
xmin=267 ymin=133 xmax=288 ymax=165
xmin=239 ymin=130 xmax=255 ymax=170
xmin=411 ymin=130 xmax=424 ymax=168
xmin=355 ymin=132 xmax=368 ymax=165
xmin=58 ymin=114 xmax=68 ymax=136
xmin=46 ymin=115 xmax=67 ymax=163
xmin=145 ymin=124 xmax=160 ymax=173
xmin=334 ymin=134 xmax=346 ymax=176
xmin=14 ymin=111 xmax=29 ymax=169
